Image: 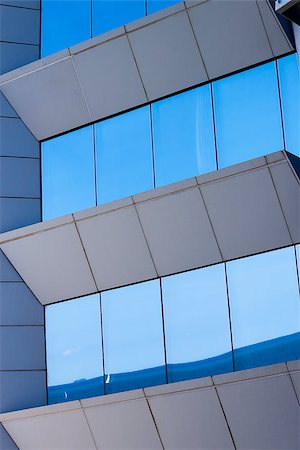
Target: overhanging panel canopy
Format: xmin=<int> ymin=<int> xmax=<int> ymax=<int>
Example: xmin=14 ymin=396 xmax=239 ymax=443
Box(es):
xmin=0 ymin=0 xmax=294 ymax=140
xmin=0 ymin=152 xmax=299 ymax=305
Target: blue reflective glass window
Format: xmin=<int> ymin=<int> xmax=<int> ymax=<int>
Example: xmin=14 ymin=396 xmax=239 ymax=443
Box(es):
xmin=42 ymin=126 xmax=96 ymax=220
xmin=213 ymin=61 xmax=284 ymax=168
xmin=101 ymin=280 xmax=166 ymax=394
xmin=92 ymin=0 xmax=146 ymax=36
xmin=152 ymin=86 xmax=217 ymax=187
xmin=162 ymin=264 xmax=233 ymax=383
xmin=277 ymin=54 xmax=300 ymax=157
xmin=227 ymin=247 xmax=300 ymax=371
xmin=95 ymin=106 xmax=154 ymax=204
xmin=46 ymin=294 xmax=104 ymax=404
xmin=147 ymin=0 xmax=179 ymax=14
xmin=42 ymin=0 xmax=91 ymax=57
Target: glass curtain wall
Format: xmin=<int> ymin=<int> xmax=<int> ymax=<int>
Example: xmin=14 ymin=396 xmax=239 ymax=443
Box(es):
xmin=46 ymin=245 xmax=300 ymax=404
xmin=42 ymin=54 xmax=300 ymax=221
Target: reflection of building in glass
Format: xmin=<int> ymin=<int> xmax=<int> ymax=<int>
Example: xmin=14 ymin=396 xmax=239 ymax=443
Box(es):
xmin=0 ymin=1 xmax=300 ymax=449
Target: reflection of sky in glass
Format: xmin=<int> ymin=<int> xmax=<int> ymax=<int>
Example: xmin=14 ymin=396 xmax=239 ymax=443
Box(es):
xmin=213 ymin=61 xmax=284 ymax=168
xmin=42 ymin=126 xmax=96 ymax=220
xmin=46 ymin=294 xmax=103 ymax=386
xmin=92 ymin=0 xmax=146 ymax=35
xmin=277 ymin=54 xmax=300 ymax=157
xmin=42 ymin=0 xmax=91 ymax=57
xmin=101 ymin=280 xmax=165 ymax=374
xmin=162 ymin=264 xmax=231 ymax=364
xmin=152 ymin=85 xmax=216 ymax=187
xmin=227 ymin=247 xmax=300 ymax=350
xmin=95 ymin=107 xmax=154 ymax=204
xmin=147 ymin=0 xmax=179 ymax=14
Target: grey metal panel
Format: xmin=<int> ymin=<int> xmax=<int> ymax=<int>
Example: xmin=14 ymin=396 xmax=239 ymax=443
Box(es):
xmin=0 ymin=283 xmax=43 ymax=325
xmin=72 ymin=34 xmax=147 ymax=123
xmin=0 ymin=423 xmax=18 ymax=450
xmin=0 ymin=249 xmax=21 ymax=281
xmin=148 ymin=388 xmax=235 ymax=449
xmin=270 ymin=160 xmax=300 ymax=244
xmin=0 ymin=223 xmax=97 ymax=305
xmin=3 ymin=410 xmax=97 ymax=450
xmin=188 ymin=0 xmax=273 ymax=79
xmin=0 ymin=198 xmax=40 ymax=233
xmin=0 ymin=371 xmax=46 ymax=414
xmin=290 ymin=371 xmax=300 ymax=402
xmin=84 ymin=399 xmax=163 ymax=449
xmin=76 ymin=205 xmax=157 ymax=291
xmin=0 ymin=5 xmax=40 ymax=45
xmin=257 ymin=0 xmax=293 ymax=57
xmin=1 ymin=57 xmax=91 ymax=140
xmin=127 ymin=10 xmax=208 ymax=100
xmin=217 ymin=374 xmax=300 ymax=450
xmin=0 ymin=42 xmax=39 ymax=75
xmin=0 ymin=117 xmax=39 ymax=157
xmin=200 ymin=166 xmax=292 ymax=260
xmin=135 ymin=187 xmax=222 ymax=276
xmin=0 ymin=0 xmax=293 ymax=141
xmin=0 ymin=326 xmax=45 ymax=370
xmin=0 ymin=157 xmax=40 ymax=198
xmin=0 ymin=92 xmax=17 ymax=117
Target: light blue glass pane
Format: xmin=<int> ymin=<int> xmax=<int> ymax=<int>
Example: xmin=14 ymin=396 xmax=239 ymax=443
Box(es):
xmin=42 ymin=126 xmax=96 ymax=220
xmin=162 ymin=264 xmax=233 ymax=383
xmin=147 ymin=0 xmax=179 ymax=14
xmin=92 ymin=0 xmax=146 ymax=35
xmin=277 ymin=54 xmax=300 ymax=157
xmin=41 ymin=0 xmax=91 ymax=57
xmin=101 ymin=280 xmax=166 ymax=394
xmin=95 ymin=106 xmax=154 ymax=204
xmin=227 ymin=247 xmax=300 ymax=371
xmin=213 ymin=62 xmax=284 ymax=168
xmin=153 ymin=86 xmax=217 ymax=187
xmin=46 ymin=294 xmax=104 ymax=403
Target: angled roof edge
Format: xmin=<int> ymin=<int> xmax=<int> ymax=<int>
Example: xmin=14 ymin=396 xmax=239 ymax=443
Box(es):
xmin=0 ymin=151 xmax=299 ymax=306
xmin=0 ymin=0 xmax=295 ymax=141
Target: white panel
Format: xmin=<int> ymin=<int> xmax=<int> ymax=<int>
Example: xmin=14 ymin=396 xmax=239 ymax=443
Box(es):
xmin=217 ymin=374 xmax=300 ymax=449
xmin=200 ymin=167 xmax=292 ymax=260
xmin=136 ymin=187 xmax=222 ymax=276
xmin=188 ymin=0 xmax=273 ymax=79
xmin=84 ymin=399 xmax=163 ymax=450
xmin=1 ymin=58 xmax=90 ymax=140
xmin=72 ymin=35 xmax=147 ymax=122
xmin=3 ymin=410 xmax=96 ymax=450
xmin=257 ymin=0 xmax=293 ymax=57
xmin=127 ymin=10 xmax=208 ymax=100
xmin=76 ymin=205 xmax=157 ymax=291
xmin=148 ymin=388 xmax=235 ymax=449
xmin=1 ymin=224 xmax=97 ymax=304
xmin=269 ymin=161 xmax=300 ymax=244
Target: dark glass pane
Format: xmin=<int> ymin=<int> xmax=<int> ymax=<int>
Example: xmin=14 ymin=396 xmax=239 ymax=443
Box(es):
xmin=162 ymin=264 xmax=233 ymax=383
xmin=213 ymin=61 xmax=284 ymax=168
xmin=92 ymin=0 xmax=146 ymax=36
xmin=46 ymin=294 xmax=104 ymax=403
xmin=227 ymin=247 xmax=300 ymax=371
xmin=277 ymin=54 xmax=300 ymax=157
xmin=42 ymin=0 xmax=91 ymax=57
xmin=101 ymin=280 xmax=166 ymax=394
xmin=95 ymin=106 xmax=154 ymax=204
xmin=152 ymin=85 xmax=216 ymax=187
xmin=42 ymin=126 xmax=96 ymax=220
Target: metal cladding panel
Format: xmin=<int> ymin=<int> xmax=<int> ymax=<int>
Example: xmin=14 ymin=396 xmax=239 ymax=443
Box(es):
xmin=0 ymin=5 xmax=40 ymax=45
xmin=72 ymin=33 xmax=148 ymax=122
xmin=0 ymin=92 xmax=17 ymax=117
xmin=0 ymin=152 xmax=298 ymax=305
xmin=0 ymin=424 xmax=18 ymax=450
xmin=0 ymin=197 xmax=40 ymax=234
xmin=0 ymin=157 xmax=40 ymax=198
xmin=0 ymin=117 xmax=39 ymax=158
xmin=0 ymin=283 xmax=43 ymax=325
xmin=0 ymin=0 xmax=294 ymax=141
xmin=84 ymin=399 xmax=163 ymax=450
xmin=0 ymin=249 xmax=21 ymax=282
xmin=0 ymin=43 xmax=39 ymax=75
xmin=127 ymin=10 xmax=208 ymax=100
xmin=1 ymin=362 xmax=298 ymax=450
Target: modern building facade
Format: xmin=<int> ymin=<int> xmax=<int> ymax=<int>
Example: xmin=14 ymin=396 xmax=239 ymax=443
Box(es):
xmin=0 ymin=0 xmax=300 ymax=448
